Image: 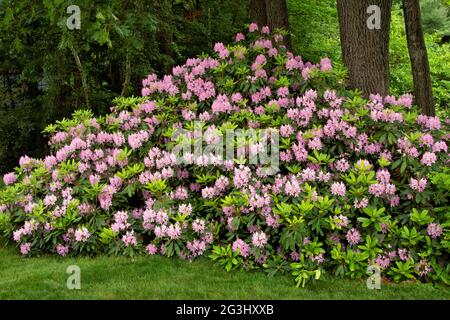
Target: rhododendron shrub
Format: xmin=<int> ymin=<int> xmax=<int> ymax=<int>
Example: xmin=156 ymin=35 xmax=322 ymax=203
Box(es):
xmin=0 ymin=24 xmax=449 ymax=285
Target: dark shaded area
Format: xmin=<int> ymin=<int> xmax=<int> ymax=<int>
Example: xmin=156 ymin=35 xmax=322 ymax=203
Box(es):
xmin=0 ymin=0 xmax=249 ymax=174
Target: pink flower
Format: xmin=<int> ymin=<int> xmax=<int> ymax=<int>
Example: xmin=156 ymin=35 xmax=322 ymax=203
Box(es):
xmin=427 ymin=223 xmax=443 ymax=239
xmin=311 ymin=253 xmax=324 ymax=264
xmin=417 ymin=115 xmax=441 ymax=130
xmin=331 ymin=182 xmax=346 ymax=197
xmin=235 ymin=32 xmax=245 ymax=42
xmin=44 ymin=194 xmax=57 ymax=206
xmin=89 ymin=174 xmax=101 ymax=186
xmin=231 ymin=93 xmax=243 ymax=103
xmin=375 ymin=255 xmax=391 ymax=269
xmin=249 ymin=23 xmax=259 ymax=32
xmin=301 ymin=168 xmax=316 ymax=182
xmin=201 ymin=186 xmax=216 ymax=199
xmin=335 ymin=159 xmax=350 ymax=172
xmin=416 ymin=259 xmax=432 ymax=277
xmin=354 ymin=198 xmax=369 ymax=209
xmin=252 ymin=54 xmax=267 ymax=71
xmin=346 ymin=229 xmax=360 ymax=245
xmin=279 ymin=124 xmax=294 ymax=137
xmin=182 ymin=91 xmax=192 ymax=101
xmin=376 ymin=169 xmax=390 ymax=184
xmin=302 ymin=67 xmax=312 ymax=81
xmin=20 ymin=243 xmax=32 ymax=255
xmin=214 ymin=176 xmax=229 ymax=192
xmin=432 ymin=141 xmax=447 ymax=153
xmin=420 ymin=152 xmax=437 ymax=166
xmin=178 ymin=203 xmax=192 ymax=216
xmin=277 ymin=86 xmax=289 ymax=98
xmin=166 ymin=224 xmax=181 ymax=240
xmin=233 ymin=165 xmax=251 ymax=189
xmin=75 ymin=227 xmax=90 ymax=242
xmin=128 ymin=130 xmax=149 ymax=149
xmin=274 ymin=34 xmax=284 ymax=43
xmin=218 ymin=48 xmax=230 ymax=59
xmin=56 ymin=244 xmax=69 ymax=256
xmin=232 ymin=239 xmax=251 ymax=257
xmin=290 ymin=251 xmax=300 ymax=261
xmin=146 ymin=244 xmax=158 ymax=255
xmin=122 ymin=231 xmax=138 ymax=247
xmin=112 ymin=211 xmax=130 ymax=232
xmin=333 ymin=215 xmax=349 ymax=228
xmin=369 ymin=183 xmax=385 ymax=197
xmin=398 ymin=249 xmax=410 ymax=261
xmin=397 ymin=93 xmax=413 ymax=108
xmin=44 ymin=155 xmax=58 ymax=169
xmin=192 ymin=219 xmax=206 ymax=233
xmin=318 ymin=171 xmax=331 ymax=182
xmin=284 ymin=178 xmax=301 ymax=197
xmin=286 ymin=58 xmax=302 ymax=71
xmin=390 ymin=195 xmax=400 ymax=207
xmin=211 ymin=94 xmax=233 ymax=114
xmin=320 ymin=58 xmax=332 ymax=71
xmin=410 ymin=177 xmax=427 ymax=192
xmin=308 ymin=137 xmax=322 ymax=150
xmin=420 ymin=133 xmax=434 ymax=147
xmin=268 ymin=48 xmax=278 ymax=57
xmin=99 ymin=191 xmax=113 ymax=210
xmin=252 ymin=231 xmax=267 ymax=248
xmin=3 ymin=172 xmax=17 ymax=185
xmin=19 ymin=155 xmax=35 ymax=168
xmin=261 ymin=26 xmax=270 ymax=34
xmin=187 ymin=239 xmax=207 ymax=256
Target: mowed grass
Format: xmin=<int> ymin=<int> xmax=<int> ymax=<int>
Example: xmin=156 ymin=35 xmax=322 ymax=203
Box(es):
xmin=0 ymin=247 xmax=448 ymax=300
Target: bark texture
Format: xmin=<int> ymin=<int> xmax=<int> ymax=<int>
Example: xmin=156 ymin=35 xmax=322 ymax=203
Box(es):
xmin=402 ymin=0 xmax=435 ymax=116
xmin=250 ymin=0 xmax=267 ymax=27
xmin=337 ymin=0 xmax=393 ymax=97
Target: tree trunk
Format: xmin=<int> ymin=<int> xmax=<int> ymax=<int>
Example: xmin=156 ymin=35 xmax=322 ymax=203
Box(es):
xmin=402 ymin=0 xmax=435 ymax=116
xmin=265 ymin=0 xmax=291 ymax=48
xmin=337 ymin=0 xmax=393 ymax=97
xmin=250 ymin=0 xmax=267 ymax=27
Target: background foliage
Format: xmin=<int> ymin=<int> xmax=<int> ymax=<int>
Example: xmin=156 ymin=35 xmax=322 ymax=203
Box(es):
xmin=0 ymin=0 xmax=249 ymax=174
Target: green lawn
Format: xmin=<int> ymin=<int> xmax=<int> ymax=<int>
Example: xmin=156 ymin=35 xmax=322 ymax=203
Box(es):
xmin=0 ymin=247 xmax=448 ymax=300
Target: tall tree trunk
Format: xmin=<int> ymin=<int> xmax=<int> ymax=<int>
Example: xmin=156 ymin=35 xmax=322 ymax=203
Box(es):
xmin=250 ymin=0 xmax=267 ymax=27
xmin=337 ymin=0 xmax=393 ymax=97
xmin=402 ymin=0 xmax=435 ymax=116
xmin=265 ymin=0 xmax=291 ymax=48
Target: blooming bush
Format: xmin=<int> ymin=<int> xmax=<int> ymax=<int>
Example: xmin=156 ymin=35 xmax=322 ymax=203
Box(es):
xmin=0 ymin=23 xmax=449 ymax=286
